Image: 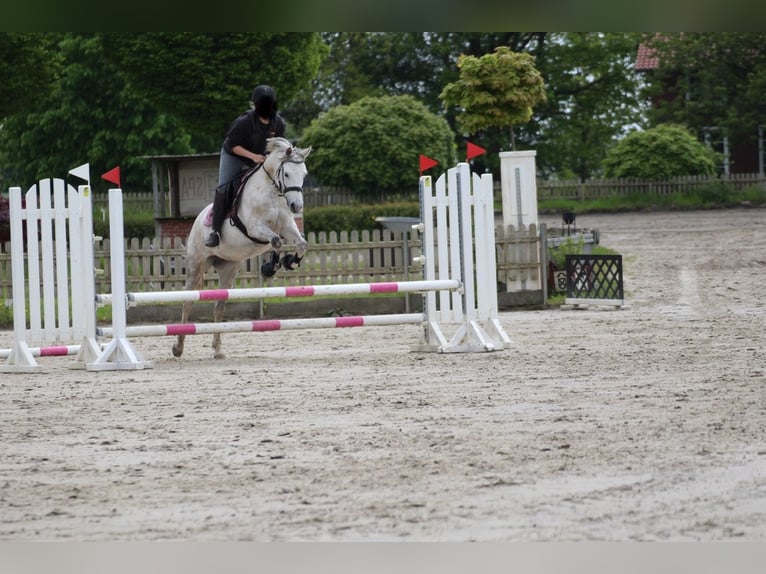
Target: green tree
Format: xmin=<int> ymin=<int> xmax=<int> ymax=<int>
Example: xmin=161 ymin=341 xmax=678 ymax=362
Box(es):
xmin=302 ymin=33 xmax=547 ymax=171
xmin=302 ymin=33 xmax=644 ymax=179
xmin=0 ymin=34 xmax=193 ymax=192
xmin=311 ymin=33 xmax=546 ymax=114
xmin=530 ymin=32 xmax=645 ymax=180
xmin=439 ymin=46 xmax=547 ymax=150
xmin=602 ymin=124 xmax=718 ymax=178
xmin=299 ymin=95 xmax=455 ymax=198
xmin=643 ymin=33 xmax=766 ymax=142
xmin=99 ymin=33 xmax=327 ymax=150
xmin=0 ymin=32 xmax=58 ymax=119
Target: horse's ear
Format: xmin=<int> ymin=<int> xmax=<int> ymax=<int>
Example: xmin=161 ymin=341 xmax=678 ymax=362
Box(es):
xmin=303 ymin=146 xmax=312 ymax=158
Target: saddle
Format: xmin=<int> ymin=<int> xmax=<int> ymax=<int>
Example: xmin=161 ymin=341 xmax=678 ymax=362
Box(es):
xmin=204 ymin=164 xmax=261 ymax=227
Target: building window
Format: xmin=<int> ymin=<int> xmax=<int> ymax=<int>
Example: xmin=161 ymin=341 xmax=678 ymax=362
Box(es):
xmin=703 ymin=127 xmax=730 ymax=175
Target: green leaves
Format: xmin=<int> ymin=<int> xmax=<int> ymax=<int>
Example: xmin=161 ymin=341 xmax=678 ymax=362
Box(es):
xmin=0 ymin=34 xmax=193 ymax=192
xmin=100 ymin=33 xmax=327 ymax=147
xmin=602 ymin=124 xmax=718 ymax=178
xmin=439 ymin=46 xmax=546 ymax=141
xmin=300 ymin=95 xmax=455 ymax=196
xmin=644 ymin=33 xmax=766 ymax=142
xmin=0 ymin=33 xmax=58 ymax=119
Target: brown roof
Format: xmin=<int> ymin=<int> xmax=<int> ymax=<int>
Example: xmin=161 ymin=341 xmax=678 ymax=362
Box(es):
xmin=635 ymin=42 xmax=659 ymax=71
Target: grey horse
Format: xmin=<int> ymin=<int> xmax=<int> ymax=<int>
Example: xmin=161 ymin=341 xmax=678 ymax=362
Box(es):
xmin=172 ymin=137 xmax=311 ymax=359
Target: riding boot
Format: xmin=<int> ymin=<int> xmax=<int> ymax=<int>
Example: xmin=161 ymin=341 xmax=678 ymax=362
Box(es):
xmin=205 ymin=188 xmax=229 ymax=247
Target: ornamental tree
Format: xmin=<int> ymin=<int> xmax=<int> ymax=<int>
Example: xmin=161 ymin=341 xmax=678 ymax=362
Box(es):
xmin=439 ymin=46 xmax=546 ymax=150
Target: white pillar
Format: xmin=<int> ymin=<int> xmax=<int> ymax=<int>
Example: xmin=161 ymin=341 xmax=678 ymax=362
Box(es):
xmin=500 ymin=150 xmax=538 ymax=228
xmin=500 ymin=151 xmax=541 ymax=293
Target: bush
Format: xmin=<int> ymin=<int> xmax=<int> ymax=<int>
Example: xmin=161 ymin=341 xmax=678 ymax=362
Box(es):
xmin=300 ymin=95 xmax=456 ymax=198
xmin=304 ymin=202 xmax=420 ymax=234
xmin=603 ymin=124 xmax=719 ymax=179
xmin=93 ymin=208 xmax=155 ymax=239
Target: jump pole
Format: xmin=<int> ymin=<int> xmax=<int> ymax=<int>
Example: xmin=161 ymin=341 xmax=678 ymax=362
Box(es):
xmin=97 ymin=313 xmax=425 ymax=338
xmin=0 ymin=344 xmax=84 ymax=359
xmin=95 ymin=279 xmax=460 ymax=306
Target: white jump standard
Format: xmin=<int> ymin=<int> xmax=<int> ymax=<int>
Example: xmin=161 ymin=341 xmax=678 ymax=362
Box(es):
xmin=1 ymin=178 xmax=101 ymax=373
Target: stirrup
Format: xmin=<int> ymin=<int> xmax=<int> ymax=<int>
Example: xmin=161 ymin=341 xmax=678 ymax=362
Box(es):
xmin=205 ymin=231 xmax=221 ymax=247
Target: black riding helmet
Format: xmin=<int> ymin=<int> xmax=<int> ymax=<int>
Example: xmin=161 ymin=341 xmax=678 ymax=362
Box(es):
xmin=251 ymin=85 xmax=278 ymax=119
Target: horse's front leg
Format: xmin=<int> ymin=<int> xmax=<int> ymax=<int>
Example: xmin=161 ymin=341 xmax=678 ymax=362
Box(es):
xmin=244 ymin=222 xmax=285 ymax=277
xmin=279 ymin=220 xmax=308 ymax=270
xmin=246 ymin=221 xmax=282 ymax=251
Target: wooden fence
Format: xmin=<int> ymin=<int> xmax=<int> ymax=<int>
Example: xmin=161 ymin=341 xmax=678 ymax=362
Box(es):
xmin=0 ymin=226 xmax=543 ymax=303
xmin=98 ymin=173 xmax=766 ymax=213
xmin=495 ymin=223 xmax=543 ymax=292
xmin=533 ymin=173 xmax=766 ymax=200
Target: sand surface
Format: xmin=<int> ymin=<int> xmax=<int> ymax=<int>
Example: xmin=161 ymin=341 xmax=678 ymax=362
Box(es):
xmin=1 ymin=208 xmax=765 ymax=541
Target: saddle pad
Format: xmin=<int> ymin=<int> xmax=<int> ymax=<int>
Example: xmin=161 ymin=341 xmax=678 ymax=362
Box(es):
xmin=202 ymin=204 xmax=213 ymax=228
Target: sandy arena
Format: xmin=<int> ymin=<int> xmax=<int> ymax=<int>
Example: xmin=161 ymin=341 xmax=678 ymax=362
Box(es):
xmin=1 ymin=208 xmax=765 ymax=541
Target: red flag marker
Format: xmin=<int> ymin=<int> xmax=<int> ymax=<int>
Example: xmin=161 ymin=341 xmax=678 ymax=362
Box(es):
xmin=102 ymin=166 xmax=121 ymax=187
xmin=466 ymin=142 xmax=486 ymax=161
xmin=419 ymin=154 xmax=439 ymax=174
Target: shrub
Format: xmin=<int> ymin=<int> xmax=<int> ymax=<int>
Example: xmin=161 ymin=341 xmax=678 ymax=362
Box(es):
xmin=304 ymin=202 xmax=420 ymax=234
xmin=93 ymin=208 xmax=155 ymax=239
xmin=603 ymin=124 xmax=719 ymax=179
xmin=300 ymin=95 xmax=456 ymax=199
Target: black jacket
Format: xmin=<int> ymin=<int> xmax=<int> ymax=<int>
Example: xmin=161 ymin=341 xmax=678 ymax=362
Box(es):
xmin=222 ymin=110 xmax=286 ymax=165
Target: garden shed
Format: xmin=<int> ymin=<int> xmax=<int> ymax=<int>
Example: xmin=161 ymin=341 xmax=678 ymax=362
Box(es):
xmin=143 ymin=152 xmax=220 ymax=241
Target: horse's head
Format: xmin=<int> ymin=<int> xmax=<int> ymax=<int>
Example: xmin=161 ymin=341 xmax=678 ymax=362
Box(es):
xmin=265 ymin=137 xmax=312 ymax=214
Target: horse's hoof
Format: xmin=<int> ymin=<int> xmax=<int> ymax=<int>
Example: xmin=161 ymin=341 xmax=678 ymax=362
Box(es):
xmin=281 ymin=253 xmax=302 ymax=270
xmin=261 ymin=262 xmax=278 ymax=277
xmin=214 ymin=351 xmax=226 ymax=360
xmin=172 ymin=344 xmax=183 ymax=358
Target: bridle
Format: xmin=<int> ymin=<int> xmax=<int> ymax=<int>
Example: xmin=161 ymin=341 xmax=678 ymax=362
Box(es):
xmin=264 ymin=148 xmax=305 ymax=196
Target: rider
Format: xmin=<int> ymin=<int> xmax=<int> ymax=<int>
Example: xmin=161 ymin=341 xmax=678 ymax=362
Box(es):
xmin=205 ymin=85 xmax=287 ymax=247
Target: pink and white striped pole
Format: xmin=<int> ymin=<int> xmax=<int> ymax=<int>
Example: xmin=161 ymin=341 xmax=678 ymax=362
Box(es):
xmin=97 ymin=313 xmax=425 ymax=338
xmin=0 ymin=344 xmax=86 ymax=359
xmin=95 ymin=279 xmax=460 ymax=306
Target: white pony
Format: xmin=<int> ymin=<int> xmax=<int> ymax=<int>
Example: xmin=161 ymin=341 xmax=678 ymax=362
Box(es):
xmin=172 ymin=137 xmax=311 ymax=359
